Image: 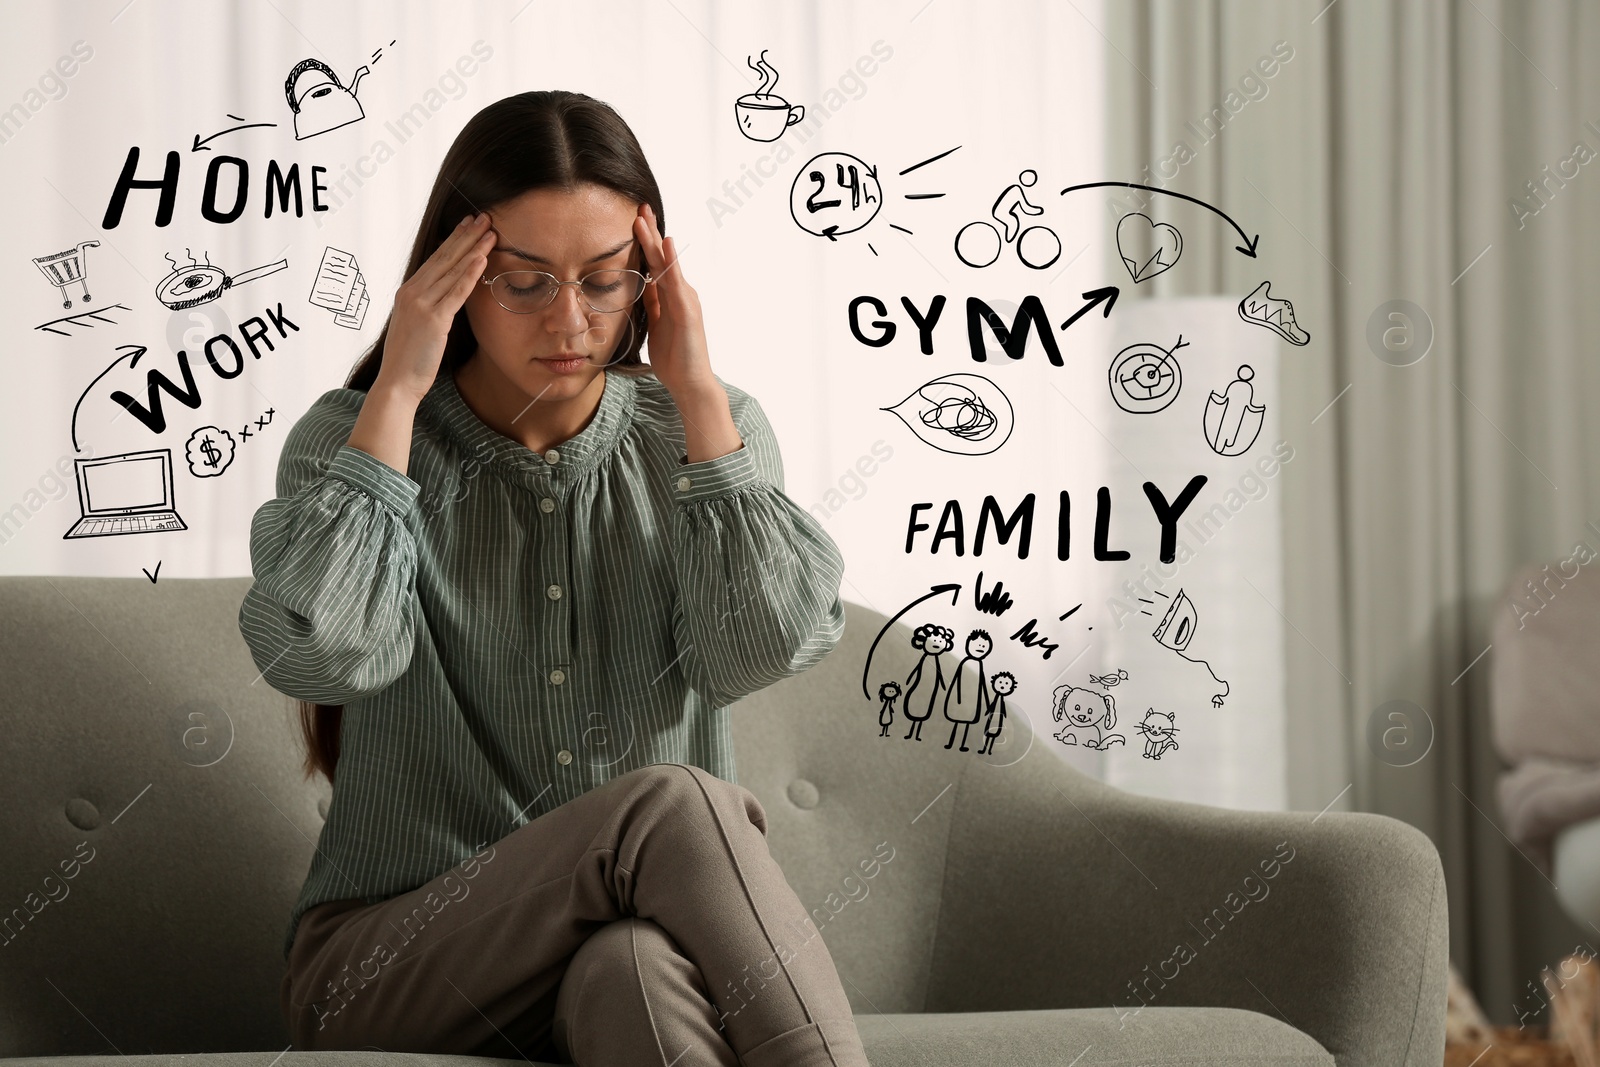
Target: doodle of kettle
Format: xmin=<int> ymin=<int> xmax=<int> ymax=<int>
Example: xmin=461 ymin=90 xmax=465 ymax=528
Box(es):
xmin=286 ymin=58 xmax=369 ymax=140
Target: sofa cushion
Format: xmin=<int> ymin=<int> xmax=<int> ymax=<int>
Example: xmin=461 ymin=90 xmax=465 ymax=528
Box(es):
xmin=855 ymin=1006 xmax=1333 ymax=1065
xmin=0 ymin=1005 xmax=1332 ymax=1066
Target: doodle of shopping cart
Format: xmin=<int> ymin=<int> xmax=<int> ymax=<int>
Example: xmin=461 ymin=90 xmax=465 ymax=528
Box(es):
xmin=33 ymin=240 xmax=100 ymax=309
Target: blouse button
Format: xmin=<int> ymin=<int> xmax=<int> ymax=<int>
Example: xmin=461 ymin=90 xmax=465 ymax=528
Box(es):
xmin=549 ymin=668 xmax=566 ymax=685
xmin=546 ymin=584 xmax=562 ymax=600
xmin=556 ymin=749 xmax=573 ymax=765
xmin=676 ymin=475 xmax=692 ymax=492
xmin=539 ymin=497 xmax=556 ymax=513
xmin=543 ymin=448 xmax=561 ymax=465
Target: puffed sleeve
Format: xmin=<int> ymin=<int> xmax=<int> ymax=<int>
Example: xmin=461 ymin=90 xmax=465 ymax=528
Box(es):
xmin=237 ymin=390 xmax=421 ymax=704
xmin=669 ymin=389 xmax=847 ymax=706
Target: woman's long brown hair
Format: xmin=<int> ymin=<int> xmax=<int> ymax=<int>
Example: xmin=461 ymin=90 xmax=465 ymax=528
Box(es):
xmin=297 ymin=89 xmax=666 ymax=784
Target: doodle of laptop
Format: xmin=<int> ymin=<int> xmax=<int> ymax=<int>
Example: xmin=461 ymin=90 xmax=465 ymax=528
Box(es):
xmin=63 ymin=449 xmax=187 ymax=538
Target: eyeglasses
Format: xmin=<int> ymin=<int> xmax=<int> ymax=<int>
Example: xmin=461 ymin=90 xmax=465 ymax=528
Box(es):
xmin=481 ymin=268 xmax=652 ymax=315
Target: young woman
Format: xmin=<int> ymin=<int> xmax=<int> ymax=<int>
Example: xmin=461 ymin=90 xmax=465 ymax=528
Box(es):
xmin=238 ymin=90 xmax=868 ymax=1067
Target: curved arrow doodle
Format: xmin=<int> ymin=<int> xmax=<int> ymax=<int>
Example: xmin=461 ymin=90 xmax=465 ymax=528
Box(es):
xmin=861 ymin=583 xmax=963 ymax=700
xmin=71 ymin=344 xmax=146 ymax=453
xmin=192 ymin=115 xmax=279 ymax=152
xmin=1058 ymin=181 xmax=1261 ymax=258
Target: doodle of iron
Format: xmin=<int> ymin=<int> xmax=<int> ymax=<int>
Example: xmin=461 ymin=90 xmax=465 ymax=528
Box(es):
xmin=1151 ymin=588 xmax=1230 ymax=707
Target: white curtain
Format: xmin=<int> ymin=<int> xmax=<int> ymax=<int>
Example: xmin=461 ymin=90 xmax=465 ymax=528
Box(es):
xmin=12 ymin=4 xmax=1320 ymax=802
xmin=1106 ymin=0 xmax=1600 ymax=1020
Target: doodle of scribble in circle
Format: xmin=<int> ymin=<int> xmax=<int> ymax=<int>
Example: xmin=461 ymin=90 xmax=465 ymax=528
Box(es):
xmin=1365 ymin=699 xmax=1434 ymax=768
xmin=789 ymin=152 xmax=882 ymax=239
xmin=172 ymin=701 xmax=236 ymax=768
xmin=883 ymin=373 xmax=1015 ymax=456
xmin=1108 ymin=337 xmax=1185 ymax=413
xmin=165 ymin=304 xmax=235 ymax=358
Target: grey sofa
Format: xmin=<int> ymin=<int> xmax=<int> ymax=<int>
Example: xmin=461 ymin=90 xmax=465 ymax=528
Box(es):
xmin=0 ymin=577 xmax=1446 ymax=1066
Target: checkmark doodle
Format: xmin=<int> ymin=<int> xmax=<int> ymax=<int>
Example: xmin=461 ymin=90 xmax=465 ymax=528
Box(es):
xmin=142 ymin=561 xmax=161 ymax=584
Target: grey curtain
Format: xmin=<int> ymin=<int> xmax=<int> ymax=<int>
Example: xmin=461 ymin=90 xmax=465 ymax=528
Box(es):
xmin=1105 ymin=0 xmax=1600 ymax=1022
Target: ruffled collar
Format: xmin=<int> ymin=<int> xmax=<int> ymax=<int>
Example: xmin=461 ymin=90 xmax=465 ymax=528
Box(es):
xmin=418 ymin=367 xmax=644 ymax=477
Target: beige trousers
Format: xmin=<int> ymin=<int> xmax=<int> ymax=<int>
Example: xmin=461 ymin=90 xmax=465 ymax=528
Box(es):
xmin=280 ymin=762 xmax=870 ymax=1067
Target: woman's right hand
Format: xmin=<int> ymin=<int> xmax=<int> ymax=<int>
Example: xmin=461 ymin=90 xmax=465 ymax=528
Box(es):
xmin=372 ymin=212 xmax=495 ymax=405
xmin=347 ymin=213 xmax=493 ymax=476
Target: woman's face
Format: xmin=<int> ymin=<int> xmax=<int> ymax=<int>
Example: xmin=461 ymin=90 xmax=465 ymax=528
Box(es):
xmin=462 ymin=182 xmax=644 ymax=403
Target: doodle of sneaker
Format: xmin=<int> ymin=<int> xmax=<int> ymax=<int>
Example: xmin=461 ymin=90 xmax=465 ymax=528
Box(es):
xmin=1238 ymin=281 xmax=1310 ymax=346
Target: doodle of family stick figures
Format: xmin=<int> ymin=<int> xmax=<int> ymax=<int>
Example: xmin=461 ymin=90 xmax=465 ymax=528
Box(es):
xmin=976 ymin=671 xmax=1016 ymax=755
xmin=902 ymin=623 xmax=954 ymax=741
xmin=944 ymin=629 xmax=994 ymax=752
xmin=876 ymin=680 xmax=902 ymax=737
xmin=992 ymin=169 xmax=1044 ymax=243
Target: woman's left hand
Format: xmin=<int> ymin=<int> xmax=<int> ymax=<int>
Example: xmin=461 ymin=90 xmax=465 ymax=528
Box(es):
xmin=634 ymin=202 xmax=718 ymax=402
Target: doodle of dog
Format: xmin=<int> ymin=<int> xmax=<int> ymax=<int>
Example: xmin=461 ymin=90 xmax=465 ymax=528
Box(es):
xmin=1051 ymin=684 xmax=1126 ymax=750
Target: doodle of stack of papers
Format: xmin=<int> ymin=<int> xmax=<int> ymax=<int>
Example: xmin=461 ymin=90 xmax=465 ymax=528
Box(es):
xmin=309 ymin=246 xmax=370 ymax=329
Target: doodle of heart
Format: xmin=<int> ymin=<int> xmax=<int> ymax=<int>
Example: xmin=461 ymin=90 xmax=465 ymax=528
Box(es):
xmin=1116 ymin=212 xmax=1183 ymax=284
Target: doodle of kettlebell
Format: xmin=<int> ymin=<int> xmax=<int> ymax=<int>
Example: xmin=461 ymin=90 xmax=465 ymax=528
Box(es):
xmin=286 ymin=59 xmax=369 ymax=140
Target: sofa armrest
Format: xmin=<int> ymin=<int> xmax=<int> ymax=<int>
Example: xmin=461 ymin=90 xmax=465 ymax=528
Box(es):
xmin=923 ymin=750 xmax=1447 ymax=1067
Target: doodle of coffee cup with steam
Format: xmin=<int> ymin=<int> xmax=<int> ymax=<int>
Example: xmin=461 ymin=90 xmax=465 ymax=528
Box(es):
xmin=734 ymin=50 xmax=805 ymax=141
xmin=883 ymin=373 xmax=1015 ymax=456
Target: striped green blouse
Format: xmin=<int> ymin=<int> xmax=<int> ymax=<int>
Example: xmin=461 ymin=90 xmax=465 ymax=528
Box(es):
xmin=236 ymin=367 xmax=848 ymax=960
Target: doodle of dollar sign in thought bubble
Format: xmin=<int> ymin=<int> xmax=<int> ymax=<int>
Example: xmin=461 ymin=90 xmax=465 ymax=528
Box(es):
xmin=185 ymin=425 xmax=236 ymax=477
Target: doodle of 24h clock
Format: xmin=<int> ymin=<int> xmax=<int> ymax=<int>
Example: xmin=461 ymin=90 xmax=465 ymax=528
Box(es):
xmin=789 ymin=152 xmax=883 ymax=240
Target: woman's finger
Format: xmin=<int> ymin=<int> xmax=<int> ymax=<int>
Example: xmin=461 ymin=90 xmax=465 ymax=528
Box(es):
xmin=642 ymin=271 xmax=661 ymax=322
xmin=441 ymin=242 xmax=490 ymax=311
xmin=426 ymin=231 xmax=494 ymax=310
xmin=416 ymin=213 xmax=493 ymax=294
xmin=424 ymin=229 xmax=494 ymax=308
xmin=659 ymin=234 xmax=688 ymax=299
xmin=633 ymin=208 xmax=663 ymax=279
xmin=638 ymin=204 xmax=679 ymax=294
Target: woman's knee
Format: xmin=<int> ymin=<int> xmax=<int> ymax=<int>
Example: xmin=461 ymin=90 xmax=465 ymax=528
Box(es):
xmin=612 ymin=763 xmax=768 ymax=836
xmin=567 ymin=915 xmax=675 ymax=977
xmin=555 ymin=918 xmax=678 ymax=1040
